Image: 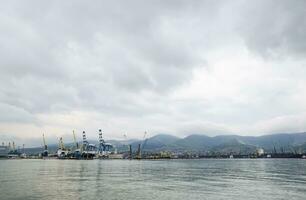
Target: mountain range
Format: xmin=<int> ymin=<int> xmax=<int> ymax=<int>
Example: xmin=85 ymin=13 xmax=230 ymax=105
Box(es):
xmin=23 ymin=132 xmax=306 ymax=155
xmin=131 ymin=132 xmax=306 ymax=154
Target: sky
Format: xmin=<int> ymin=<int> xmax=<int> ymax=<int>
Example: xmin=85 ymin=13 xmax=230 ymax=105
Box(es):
xmin=1 ymin=0 xmax=306 ymax=146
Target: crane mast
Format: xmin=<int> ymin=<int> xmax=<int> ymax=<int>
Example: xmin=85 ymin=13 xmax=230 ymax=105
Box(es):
xmin=42 ymin=134 xmax=49 ymax=157
xmin=59 ymin=137 xmax=65 ymax=150
xmin=99 ymin=129 xmax=105 ymax=154
xmin=73 ymin=130 xmax=79 ymax=149
xmin=43 ymin=134 xmax=48 ymax=150
xmin=82 ymin=131 xmax=88 ymax=151
xmin=137 ymin=131 xmax=148 ymax=159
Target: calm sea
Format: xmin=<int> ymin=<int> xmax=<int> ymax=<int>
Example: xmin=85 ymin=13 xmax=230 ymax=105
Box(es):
xmin=0 ymin=159 xmax=306 ymax=200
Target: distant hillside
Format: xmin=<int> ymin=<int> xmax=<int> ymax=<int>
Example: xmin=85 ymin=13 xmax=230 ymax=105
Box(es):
xmin=211 ymin=133 xmax=306 ymax=152
xmin=167 ymin=135 xmax=214 ymax=151
xmin=131 ymin=134 xmax=179 ymax=151
xmin=210 ymin=139 xmax=257 ymax=155
xmin=140 ymin=132 xmax=306 ymax=153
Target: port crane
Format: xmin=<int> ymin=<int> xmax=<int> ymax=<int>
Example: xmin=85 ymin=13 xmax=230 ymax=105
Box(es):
xmin=123 ymin=133 xmax=133 ymax=159
xmin=98 ymin=129 xmax=105 ymax=156
xmin=72 ymin=130 xmax=81 ymax=159
xmin=59 ymin=137 xmax=65 ymax=150
xmin=57 ymin=137 xmax=68 ymax=158
xmin=97 ymin=129 xmax=113 ymax=158
xmin=42 ymin=133 xmax=48 ymax=157
xmin=82 ymin=131 xmax=88 ymax=150
xmin=136 ymin=131 xmax=148 ymax=159
xmin=81 ymin=131 xmax=96 ymax=159
xmin=81 ymin=131 xmax=88 ymax=158
xmin=73 ymin=130 xmax=79 ymax=149
xmin=142 ymin=131 xmax=148 ymax=151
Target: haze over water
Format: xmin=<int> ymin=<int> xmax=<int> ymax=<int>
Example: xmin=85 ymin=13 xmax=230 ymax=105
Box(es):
xmin=1 ymin=159 xmax=306 ymax=200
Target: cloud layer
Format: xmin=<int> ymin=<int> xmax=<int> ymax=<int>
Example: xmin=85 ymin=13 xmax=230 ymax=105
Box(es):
xmin=1 ymin=0 xmax=306 ymax=146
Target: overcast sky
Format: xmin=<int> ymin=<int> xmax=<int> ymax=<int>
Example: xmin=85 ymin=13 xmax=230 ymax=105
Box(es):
xmin=1 ymin=0 xmax=306 ymax=146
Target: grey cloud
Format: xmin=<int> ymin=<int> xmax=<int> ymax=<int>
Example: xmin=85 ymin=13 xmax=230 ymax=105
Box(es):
xmin=0 ymin=1 xmax=306 ymax=142
xmin=0 ymin=102 xmax=36 ymax=123
xmin=237 ymin=0 xmax=306 ymax=58
xmin=0 ymin=0 xmax=212 ymax=115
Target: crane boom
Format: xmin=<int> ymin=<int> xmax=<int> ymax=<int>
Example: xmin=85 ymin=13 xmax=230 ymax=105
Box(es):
xmin=137 ymin=131 xmax=148 ymax=159
xmin=43 ymin=134 xmax=48 ymax=150
xmin=141 ymin=131 xmax=148 ymax=151
xmin=73 ymin=130 xmax=79 ymax=149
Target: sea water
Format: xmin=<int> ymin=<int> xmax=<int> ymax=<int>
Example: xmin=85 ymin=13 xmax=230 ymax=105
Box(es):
xmin=0 ymin=159 xmax=306 ymax=200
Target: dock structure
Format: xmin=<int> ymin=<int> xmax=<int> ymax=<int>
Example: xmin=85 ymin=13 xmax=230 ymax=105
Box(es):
xmin=2 ymin=129 xmax=129 ymax=160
